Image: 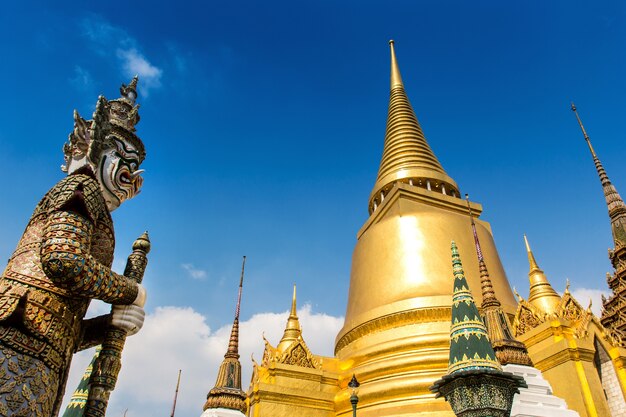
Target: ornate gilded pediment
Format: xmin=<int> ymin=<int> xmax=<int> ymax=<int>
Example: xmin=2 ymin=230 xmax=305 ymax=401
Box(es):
xmin=513 ymin=299 xmax=543 ymax=337
xmin=514 ymin=284 xmax=599 ymax=342
xmin=280 ymin=341 xmax=319 ymax=369
xmin=260 ymin=334 xmax=320 ymax=370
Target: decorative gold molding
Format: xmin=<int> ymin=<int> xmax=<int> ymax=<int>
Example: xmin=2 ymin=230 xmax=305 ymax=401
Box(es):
xmin=335 ymin=306 xmax=451 ymax=354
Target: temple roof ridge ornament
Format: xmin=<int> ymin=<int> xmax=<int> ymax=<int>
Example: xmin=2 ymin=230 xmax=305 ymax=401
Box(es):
xmin=369 ymin=41 xmax=459 ymax=214
xmin=202 ymin=256 xmax=247 ymax=415
xmin=524 ymin=235 xmax=562 ymax=315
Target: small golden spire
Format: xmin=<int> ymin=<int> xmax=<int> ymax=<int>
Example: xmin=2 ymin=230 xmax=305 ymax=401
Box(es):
xmin=523 ymin=234 xmax=540 ymax=273
xmin=523 ymin=235 xmax=561 ymax=315
xmin=389 ymin=40 xmax=404 ymax=89
xmin=277 ymin=284 xmax=303 ymax=353
xmin=290 ymin=284 xmax=297 ymax=316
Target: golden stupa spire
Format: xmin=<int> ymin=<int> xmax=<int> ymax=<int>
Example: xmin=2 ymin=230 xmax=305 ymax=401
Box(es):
xmin=523 ymin=235 xmax=561 ymax=315
xmin=465 ymin=196 xmax=532 ymax=366
xmin=277 ymin=284 xmax=302 ymax=352
xmin=202 ymin=256 xmax=247 ymax=414
xmin=389 ymin=40 xmax=403 ymax=89
xmin=369 ymin=40 xmax=459 ymax=213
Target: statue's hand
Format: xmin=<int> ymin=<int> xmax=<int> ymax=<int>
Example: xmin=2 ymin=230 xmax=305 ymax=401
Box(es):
xmin=111 ymin=284 xmax=147 ymax=336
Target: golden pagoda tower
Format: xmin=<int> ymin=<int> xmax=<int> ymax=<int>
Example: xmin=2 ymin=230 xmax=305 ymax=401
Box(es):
xmin=333 ymin=40 xmax=517 ymax=417
xmin=202 ymin=257 xmax=248 ymax=417
xmin=571 ymin=103 xmax=626 ymax=344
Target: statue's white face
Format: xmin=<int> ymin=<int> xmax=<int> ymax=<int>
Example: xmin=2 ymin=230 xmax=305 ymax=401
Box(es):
xmin=97 ymin=137 xmax=144 ymax=211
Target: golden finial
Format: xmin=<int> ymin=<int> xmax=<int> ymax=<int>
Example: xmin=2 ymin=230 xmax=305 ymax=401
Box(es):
xmin=571 ymin=102 xmax=597 ymax=157
xmin=291 ymin=284 xmax=297 ymax=317
xmin=277 ymin=283 xmax=302 ymax=353
xmin=132 ymin=231 xmax=151 ymax=253
xmin=235 ymin=256 xmax=246 ymax=320
xmin=523 ymin=234 xmax=540 ymax=273
xmin=389 ymin=40 xmax=404 ymax=89
xmin=523 ymin=235 xmax=561 ymax=315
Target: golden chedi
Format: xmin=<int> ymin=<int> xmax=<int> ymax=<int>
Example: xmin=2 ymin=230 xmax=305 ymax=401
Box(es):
xmin=333 ymin=41 xmax=517 ymax=417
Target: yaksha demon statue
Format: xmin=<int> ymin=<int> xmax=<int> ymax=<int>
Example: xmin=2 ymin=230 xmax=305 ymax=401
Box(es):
xmin=0 ymin=77 xmax=148 ymax=416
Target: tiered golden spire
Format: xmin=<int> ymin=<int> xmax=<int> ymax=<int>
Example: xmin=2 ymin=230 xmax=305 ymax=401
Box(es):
xmin=203 ymin=256 xmax=247 ymax=414
xmin=465 ymin=196 xmax=532 ymax=366
xmin=571 ymin=103 xmax=626 ymax=244
xmin=277 ymin=284 xmax=302 ymax=352
xmin=369 ymin=40 xmax=459 ymax=213
xmin=572 ymin=103 xmax=626 ymax=342
xmin=524 ymin=235 xmax=561 ymax=315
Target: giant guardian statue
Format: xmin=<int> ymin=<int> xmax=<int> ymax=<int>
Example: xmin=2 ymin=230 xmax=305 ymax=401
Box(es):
xmin=0 ymin=77 xmax=148 ymax=416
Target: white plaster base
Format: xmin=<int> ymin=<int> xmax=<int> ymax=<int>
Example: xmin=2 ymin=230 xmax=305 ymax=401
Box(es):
xmin=504 ymin=364 xmax=580 ymax=417
xmin=200 ymin=407 xmax=246 ymax=417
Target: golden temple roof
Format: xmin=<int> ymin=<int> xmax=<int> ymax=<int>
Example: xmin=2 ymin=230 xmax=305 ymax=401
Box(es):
xmin=524 ymin=235 xmax=561 ymax=315
xmin=369 ymin=40 xmax=459 ymax=213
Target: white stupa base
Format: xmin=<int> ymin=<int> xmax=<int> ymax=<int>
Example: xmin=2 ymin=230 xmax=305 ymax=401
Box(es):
xmin=200 ymin=407 xmax=246 ymax=417
xmin=504 ymin=364 xmax=580 ymax=417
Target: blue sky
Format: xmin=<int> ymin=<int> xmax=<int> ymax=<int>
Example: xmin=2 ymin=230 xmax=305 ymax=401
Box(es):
xmin=1 ymin=1 xmax=626 ymax=415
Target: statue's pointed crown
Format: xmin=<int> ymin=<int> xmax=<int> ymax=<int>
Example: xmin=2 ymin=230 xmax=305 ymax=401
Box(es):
xmin=369 ymin=40 xmax=459 ymax=213
xmin=63 ymin=76 xmax=146 ymax=172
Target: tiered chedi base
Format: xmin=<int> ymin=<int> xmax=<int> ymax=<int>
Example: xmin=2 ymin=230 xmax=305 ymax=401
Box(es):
xmin=505 ymin=364 xmax=579 ymax=417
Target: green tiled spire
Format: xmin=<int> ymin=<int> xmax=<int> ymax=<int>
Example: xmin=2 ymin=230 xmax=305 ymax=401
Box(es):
xmin=62 ymin=347 xmax=101 ymax=417
xmin=448 ymin=241 xmax=501 ymax=374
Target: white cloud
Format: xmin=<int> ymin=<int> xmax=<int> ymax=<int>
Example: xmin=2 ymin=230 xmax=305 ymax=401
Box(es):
xmin=570 ymin=287 xmax=607 ymax=317
xmin=79 ymin=15 xmax=162 ymax=96
xmin=70 ymin=66 xmax=93 ymax=90
xmin=182 ymin=263 xmax=208 ymax=280
xmin=61 ymin=304 xmax=343 ymax=417
xmin=117 ymin=48 xmax=162 ymax=95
